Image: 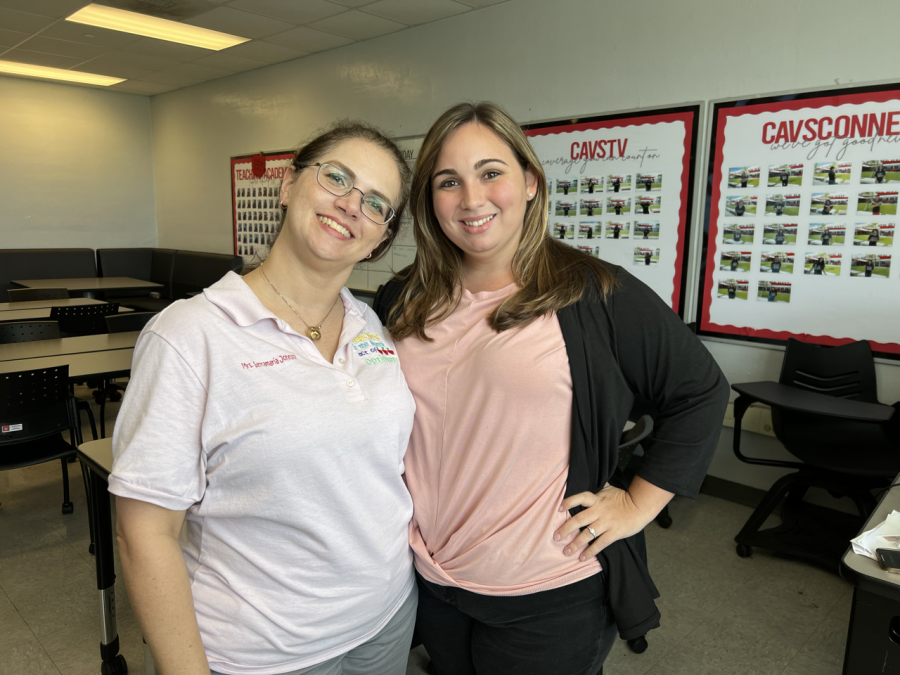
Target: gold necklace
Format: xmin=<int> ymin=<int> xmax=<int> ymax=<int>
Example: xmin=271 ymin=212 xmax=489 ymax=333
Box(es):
xmin=259 ymin=263 xmax=340 ymax=341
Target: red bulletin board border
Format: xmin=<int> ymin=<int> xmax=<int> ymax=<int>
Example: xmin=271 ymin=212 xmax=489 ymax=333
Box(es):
xmin=231 ymin=151 xmax=294 ymax=257
xmin=698 ymin=84 xmax=900 ymax=358
xmin=525 ymin=106 xmax=699 ymax=317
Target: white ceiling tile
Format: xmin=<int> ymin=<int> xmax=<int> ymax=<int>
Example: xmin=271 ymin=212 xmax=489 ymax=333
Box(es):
xmin=0 ymin=7 xmax=56 ymax=33
xmin=18 ymin=35 xmax=110 ymax=60
xmin=140 ymin=70 xmax=204 ymax=88
xmin=162 ymin=61 xmax=232 ymax=81
xmin=118 ymin=37 xmax=213 ymax=62
xmin=361 ymin=0 xmax=470 ymax=25
xmin=0 ymin=0 xmax=87 ymax=18
xmin=109 ymin=80 xmax=176 ymax=95
xmin=227 ymin=0 xmax=346 ymax=25
xmin=263 ymin=25 xmax=353 ymax=53
xmin=308 ymin=9 xmax=406 ymax=40
xmin=328 ymin=0 xmax=378 ymax=7
xmin=39 ymin=20 xmax=143 ymax=49
xmin=88 ymin=50 xmax=181 ymax=71
xmin=221 ymin=39 xmax=306 ymax=64
xmin=2 ymin=48 xmax=83 ymax=68
xmin=0 ymin=28 xmax=29 ymax=48
xmin=184 ymin=7 xmax=296 ymax=39
xmin=192 ymin=52 xmax=267 ymax=72
xmin=72 ymin=61 xmax=154 ymax=80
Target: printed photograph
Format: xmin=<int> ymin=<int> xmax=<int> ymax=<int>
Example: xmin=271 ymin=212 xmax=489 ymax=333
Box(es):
xmin=728 ymin=166 xmax=760 ymax=188
xmin=581 ymin=177 xmax=604 ymax=193
xmin=813 ymin=162 xmax=852 ymax=185
xmin=725 ymin=195 xmax=756 ymax=216
xmin=636 ymin=195 xmax=661 ymax=215
xmin=636 ymin=172 xmax=662 ymax=192
xmin=853 ymin=223 xmax=894 ymax=247
xmin=762 ymin=223 xmax=796 ymax=245
xmin=633 ymin=247 xmax=659 ymax=266
xmin=765 ymin=193 xmax=801 ymax=217
xmin=803 ymin=252 xmax=842 ymax=276
xmin=723 ymin=223 xmax=755 ymax=244
xmin=861 ymin=159 xmax=900 ymax=184
xmin=607 ymin=174 xmax=632 ymax=193
xmin=555 ymin=201 xmax=577 ymax=217
xmin=578 ymin=220 xmax=602 ymax=240
xmin=717 ymin=279 xmax=749 ymax=300
xmin=605 ymin=221 xmax=630 ymax=239
xmin=807 ymin=224 xmax=845 ymax=246
xmin=857 ymin=191 xmax=898 ymax=216
xmin=634 ymin=220 xmax=660 ymax=240
xmin=577 ymin=245 xmax=600 ymax=259
xmin=720 ymin=250 xmax=751 ymax=273
xmin=580 ymin=198 xmax=603 ymax=216
xmin=556 ymin=178 xmax=578 ymax=195
xmin=767 ymin=164 xmax=803 ymax=187
xmin=810 ymin=193 xmax=848 ymax=216
xmin=551 ymin=222 xmax=575 ymax=240
xmin=850 ymin=253 xmax=891 ymax=278
xmin=757 ymin=280 xmax=792 ymax=303
xmin=607 ymin=197 xmax=631 ymax=215
xmin=760 ymin=251 xmax=795 ymax=274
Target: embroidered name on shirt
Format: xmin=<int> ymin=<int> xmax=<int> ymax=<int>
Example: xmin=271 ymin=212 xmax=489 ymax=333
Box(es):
xmin=241 ymin=354 xmax=297 ymax=369
xmin=352 ymin=333 xmax=398 ymax=364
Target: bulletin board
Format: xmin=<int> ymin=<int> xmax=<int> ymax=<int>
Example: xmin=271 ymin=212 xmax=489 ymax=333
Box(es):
xmin=524 ymin=104 xmax=700 ymax=316
xmin=697 ymin=83 xmax=900 ymax=358
xmin=231 ymin=151 xmax=294 ymax=265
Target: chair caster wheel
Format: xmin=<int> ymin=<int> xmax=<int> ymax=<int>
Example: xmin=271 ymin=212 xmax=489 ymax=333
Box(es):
xmin=109 ymin=391 xmax=122 ymax=403
xmin=656 ymin=515 xmax=673 ymax=529
xmin=627 ymin=636 xmax=648 ymax=654
xmin=101 ymin=654 xmax=127 ymax=675
xmin=62 ymin=502 xmax=74 ymax=515
xmin=736 ymin=544 xmax=752 ymax=558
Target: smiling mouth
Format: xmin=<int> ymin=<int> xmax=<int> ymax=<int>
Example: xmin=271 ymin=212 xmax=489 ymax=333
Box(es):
xmin=319 ymin=215 xmax=353 ymax=238
xmin=462 ymin=215 xmax=495 ymax=227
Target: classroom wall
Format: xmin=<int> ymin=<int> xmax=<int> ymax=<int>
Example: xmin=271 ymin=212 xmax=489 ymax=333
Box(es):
xmin=150 ymin=0 xmax=900 ymax=491
xmin=0 ymin=76 xmax=157 ymax=251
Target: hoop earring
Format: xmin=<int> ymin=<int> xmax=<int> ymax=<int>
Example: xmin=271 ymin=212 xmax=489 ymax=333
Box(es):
xmin=365 ymin=252 xmax=372 ymax=259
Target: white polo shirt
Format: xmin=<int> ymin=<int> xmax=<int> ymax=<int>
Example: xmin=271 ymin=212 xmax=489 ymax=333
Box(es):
xmin=109 ymin=272 xmax=416 ymax=675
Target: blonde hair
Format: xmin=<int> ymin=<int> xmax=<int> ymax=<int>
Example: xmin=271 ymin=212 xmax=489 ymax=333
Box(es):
xmin=387 ymin=101 xmax=618 ymax=341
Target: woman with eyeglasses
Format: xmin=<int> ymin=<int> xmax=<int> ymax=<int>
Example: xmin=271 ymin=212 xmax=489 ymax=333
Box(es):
xmin=110 ymin=122 xmax=418 ymax=675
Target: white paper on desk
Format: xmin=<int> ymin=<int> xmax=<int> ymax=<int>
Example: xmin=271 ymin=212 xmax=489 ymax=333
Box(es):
xmin=851 ymin=510 xmax=900 ymax=560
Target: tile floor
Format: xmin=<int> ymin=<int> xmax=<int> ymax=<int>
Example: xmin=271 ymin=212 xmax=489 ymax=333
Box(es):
xmin=0 ymin=390 xmax=852 ymax=675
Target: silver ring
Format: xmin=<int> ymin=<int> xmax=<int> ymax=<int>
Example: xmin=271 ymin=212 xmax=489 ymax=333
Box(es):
xmin=587 ymin=526 xmax=597 ymax=539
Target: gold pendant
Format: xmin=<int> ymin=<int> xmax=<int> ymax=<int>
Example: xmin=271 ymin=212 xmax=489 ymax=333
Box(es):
xmin=308 ymin=327 xmax=322 ymax=341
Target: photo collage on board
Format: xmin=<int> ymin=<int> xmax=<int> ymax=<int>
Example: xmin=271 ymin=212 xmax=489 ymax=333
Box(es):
xmin=547 ymin=171 xmax=663 ymax=266
xmin=235 ymin=182 xmax=282 ymax=262
xmin=716 ymin=158 xmax=897 ymax=304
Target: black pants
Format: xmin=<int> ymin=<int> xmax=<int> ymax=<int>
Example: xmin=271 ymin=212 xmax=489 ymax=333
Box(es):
xmin=415 ymin=571 xmax=615 ymax=675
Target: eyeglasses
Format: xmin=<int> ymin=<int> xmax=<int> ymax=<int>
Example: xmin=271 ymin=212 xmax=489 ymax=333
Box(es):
xmin=298 ymin=162 xmax=395 ymax=225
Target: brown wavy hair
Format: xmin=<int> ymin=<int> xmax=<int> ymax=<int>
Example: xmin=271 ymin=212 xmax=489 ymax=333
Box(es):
xmin=387 ymin=101 xmax=618 ymax=341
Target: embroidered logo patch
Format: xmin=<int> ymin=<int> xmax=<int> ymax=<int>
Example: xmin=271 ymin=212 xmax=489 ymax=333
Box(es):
xmin=352 ymin=332 xmax=398 ymax=364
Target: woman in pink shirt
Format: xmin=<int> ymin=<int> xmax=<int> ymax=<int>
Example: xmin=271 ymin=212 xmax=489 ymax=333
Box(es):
xmin=375 ymin=103 xmax=728 ymax=674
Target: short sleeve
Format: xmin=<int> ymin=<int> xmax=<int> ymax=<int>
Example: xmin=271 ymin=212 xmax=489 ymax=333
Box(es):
xmin=108 ymin=330 xmax=209 ymax=511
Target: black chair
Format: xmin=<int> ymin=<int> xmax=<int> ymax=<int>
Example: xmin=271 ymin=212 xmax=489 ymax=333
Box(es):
xmin=0 ymin=321 xmax=61 ymax=344
xmin=6 ymin=288 xmax=70 ymax=302
xmin=50 ymin=303 xmax=120 ymax=337
xmin=105 ymin=311 xmax=156 ymax=334
xmin=0 ymin=365 xmax=83 ymax=514
xmin=731 ymin=339 xmax=899 ymax=570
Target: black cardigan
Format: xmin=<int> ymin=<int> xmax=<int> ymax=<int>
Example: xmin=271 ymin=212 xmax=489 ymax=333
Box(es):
xmin=374 ymin=263 xmax=730 ymax=639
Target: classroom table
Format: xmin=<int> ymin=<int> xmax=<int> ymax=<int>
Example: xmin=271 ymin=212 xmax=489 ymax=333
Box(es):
xmin=0 ymin=349 xmax=134 ymax=380
xmin=0 ymin=298 xmax=108 ymax=312
xmin=10 ymin=277 xmax=162 ymax=299
xmin=841 ymin=474 xmax=900 ymax=673
xmin=0 ymin=332 xmax=138 ymax=362
xmin=0 ymin=306 xmax=133 ymax=322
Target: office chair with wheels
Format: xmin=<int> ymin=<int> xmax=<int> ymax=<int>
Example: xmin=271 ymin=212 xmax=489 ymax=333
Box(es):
xmin=0 ymin=365 xmax=84 ymax=515
xmin=50 ymin=303 xmax=120 ymax=337
xmin=731 ymin=339 xmax=899 ymax=570
xmin=6 ymin=287 xmax=69 ymax=302
xmin=0 ymin=321 xmax=61 ymax=344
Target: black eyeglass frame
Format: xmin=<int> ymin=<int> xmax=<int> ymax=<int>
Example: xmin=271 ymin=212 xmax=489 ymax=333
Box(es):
xmin=296 ymin=162 xmax=396 ymax=225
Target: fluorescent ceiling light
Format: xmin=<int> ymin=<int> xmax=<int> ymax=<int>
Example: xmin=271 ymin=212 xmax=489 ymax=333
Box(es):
xmin=0 ymin=60 xmax=124 ymax=86
xmin=66 ymin=4 xmax=249 ymax=50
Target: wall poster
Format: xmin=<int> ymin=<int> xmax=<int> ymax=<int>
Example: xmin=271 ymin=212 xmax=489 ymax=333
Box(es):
xmin=231 ymin=151 xmax=294 ymax=266
xmin=524 ymin=105 xmax=700 ymax=316
xmin=698 ymin=84 xmax=900 ymax=358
